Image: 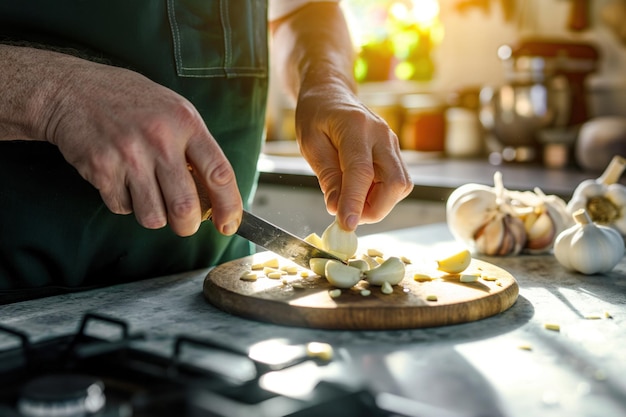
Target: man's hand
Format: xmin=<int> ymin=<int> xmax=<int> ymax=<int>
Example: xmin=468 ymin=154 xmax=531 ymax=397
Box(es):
xmin=270 ymin=2 xmax=413 ymax=232
xmin=295 ymin=82 xmax=413 ymax=231
xmin=0 ymin=45 xmax=242 ymax=236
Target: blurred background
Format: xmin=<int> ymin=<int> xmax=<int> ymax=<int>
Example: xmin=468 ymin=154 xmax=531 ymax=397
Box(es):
xmin=266 ymin=0 xmax=626 ymax=170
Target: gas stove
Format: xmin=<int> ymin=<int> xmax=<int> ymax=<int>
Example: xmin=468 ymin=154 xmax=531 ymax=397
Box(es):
xmin=0 ymin=313 xmax=399 ymax=417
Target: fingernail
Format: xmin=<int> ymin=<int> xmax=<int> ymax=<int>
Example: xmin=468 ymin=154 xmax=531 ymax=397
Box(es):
xmin=326 ymin=190 xmax=338 ymax=206
xmin=346 ymin=215 xmax=359 ymax=231
xmin=222 ymin=220 xmax=239 ymax=236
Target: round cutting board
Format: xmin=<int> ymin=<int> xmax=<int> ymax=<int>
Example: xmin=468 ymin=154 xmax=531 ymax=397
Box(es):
xmin=203 ymin=251 xmax=519 ymax=330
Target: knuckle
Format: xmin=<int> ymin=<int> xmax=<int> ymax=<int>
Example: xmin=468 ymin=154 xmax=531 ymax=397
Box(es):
xmin=168 ymin=194 xmax=198 ymax=219
xmin=208 ymin=159 xmax=236 ymax=187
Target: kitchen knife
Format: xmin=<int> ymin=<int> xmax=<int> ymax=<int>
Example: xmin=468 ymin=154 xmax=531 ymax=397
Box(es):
xmin=207 ymin=209 xmax=345 ymax=269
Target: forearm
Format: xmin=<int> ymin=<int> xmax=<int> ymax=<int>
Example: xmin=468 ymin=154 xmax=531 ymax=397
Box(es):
xmin=269 ymin=2 xmax=357 ymax=102
xmin=0 ymin=44 xmax=76 ymax=141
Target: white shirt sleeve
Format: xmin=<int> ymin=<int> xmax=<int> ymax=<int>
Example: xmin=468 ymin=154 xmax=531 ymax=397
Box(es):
xmin=269 ymin=0 xmax=341 ymax=21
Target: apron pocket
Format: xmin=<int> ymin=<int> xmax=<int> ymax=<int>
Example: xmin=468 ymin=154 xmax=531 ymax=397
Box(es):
xmin=167 ymin=0 xmax=268 ymax=78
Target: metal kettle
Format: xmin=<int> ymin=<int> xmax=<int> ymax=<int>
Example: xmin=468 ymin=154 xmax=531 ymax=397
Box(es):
xmin=480 ymin=39 xmax=599 ymax=162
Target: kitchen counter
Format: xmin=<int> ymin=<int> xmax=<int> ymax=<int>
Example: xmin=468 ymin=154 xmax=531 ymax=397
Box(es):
xmin=2 ymin=223 xmax=625 ymax=417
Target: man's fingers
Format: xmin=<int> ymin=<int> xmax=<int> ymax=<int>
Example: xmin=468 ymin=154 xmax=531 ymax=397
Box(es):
xmin=127 ymin=173 xmax=168 ymax=230
xmin=156 ymin=160 xmax=202 ymax=237
xmin=187 ymin=137 xmax=242 ymax=236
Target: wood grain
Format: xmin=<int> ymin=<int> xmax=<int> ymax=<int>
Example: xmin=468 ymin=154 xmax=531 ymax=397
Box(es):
xmin=203 ymin=251 xmax=519 ymax=330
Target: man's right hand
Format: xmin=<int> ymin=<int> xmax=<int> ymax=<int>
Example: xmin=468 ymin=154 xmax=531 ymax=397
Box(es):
xmin=0 ymin=45 xmax=242 ymax=237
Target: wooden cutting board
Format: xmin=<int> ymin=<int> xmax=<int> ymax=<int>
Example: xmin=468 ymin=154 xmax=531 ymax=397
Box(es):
xmin=203 ymin=251 xmax=519 ymax=330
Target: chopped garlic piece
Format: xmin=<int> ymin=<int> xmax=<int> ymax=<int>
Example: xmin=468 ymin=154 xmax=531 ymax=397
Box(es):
xmin=381 ymin=281 xmax=393 ymax=294
xmin=263 ymin=266 xmax=285 ymax=276
xmin=306 ymin=342 xmax=334 ymax=361
xmin=240 ymin=272 xmax=258 ymax=281
xmin=584 ymin=315 xmax=602 ymax=320
xmin=367 ymin=248 xmax=384 ymax=258
xmin=280 ymin=265 xmax=299 ymax=275
xmin=300 ymin=271 xmax=310 ymax=278
xmin=267 ymin=271 xmax=283 ymax=279
xmin=375 ymin=256 xmax=385 ymax=264
xmin=329 ymin=289 xmax=342 ymax=298
xmin=426 ymin=294 xmax=438 ymax=301
xmin=413 ymin=273 xmax=432 ymax=282
xmin=544 ymin=323 xmax=560 ymax=331
xmin=460 ymin=274 xmax=479 ymax=283
xmin=400 ymin=256 xmax=412 ymax=264
xmin=251 ymin=263 xmax=264 ymax=270
xmin=481 ymin=275 xmax=498 ymax=281
xmin=517 ymin=344 xmax=533 ymax=351
xmin=604 ymin=311 xmax=613 ymax=319
xmin=263 ymin=258 xmax=280 ymax=268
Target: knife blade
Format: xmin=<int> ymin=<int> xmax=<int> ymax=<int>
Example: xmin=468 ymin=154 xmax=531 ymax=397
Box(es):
xmin=206 ymin=209 xmax=345 ymax=269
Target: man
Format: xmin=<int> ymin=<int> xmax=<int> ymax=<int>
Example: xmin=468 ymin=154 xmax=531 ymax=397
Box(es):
xmin=0 ymin=0 xmax=412 ymax=300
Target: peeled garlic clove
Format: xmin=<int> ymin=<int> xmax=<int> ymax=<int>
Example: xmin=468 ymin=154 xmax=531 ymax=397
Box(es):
xmin=321 ymin=219 xmax=358 ymax=260
xmin=348 ymin=258 xmax=370 ymax=273
xmin=436 ymin=249 xmax=472 ymax=274
xmin=364 ymin=256 xmax=406 ymax=286
xmin=325 ymin=260 xmax=362 ymax=288
xmin=310 ymin=258 xmax=332 ymax=276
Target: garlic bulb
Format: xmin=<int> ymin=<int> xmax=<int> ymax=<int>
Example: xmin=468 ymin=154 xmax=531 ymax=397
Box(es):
xmin=447 ymin=171 xmax=572 ymax=255
xmin=447 ymin=172 xmax=526 ymax=256
xmin=567 ymin=155 xmax=626 ymax=237
xmin=554 ymin=208 xmax=625 ymax=274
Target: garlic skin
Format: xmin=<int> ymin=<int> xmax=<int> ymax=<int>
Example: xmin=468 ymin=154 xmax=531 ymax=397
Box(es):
xmin=363 ymin=257 xmax=405 ymax=286
xmin=554 ymin=209 xmax=625 ymax=275
xmin=509 ymin=188 xmax=572 ymax=253
xmin=321 ymin=219 xmax=358 ymax=260
xmin=446 ymin=182 xmax=498 ymax=246
xmin=567 ymin=156 xmax=626 ymax=237
xmin=474 ymin=212 xmax=526 ymax=256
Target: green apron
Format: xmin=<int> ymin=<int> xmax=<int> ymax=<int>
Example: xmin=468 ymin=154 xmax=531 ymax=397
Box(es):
xmin=0 ymin=0 xmax=268 ymax=302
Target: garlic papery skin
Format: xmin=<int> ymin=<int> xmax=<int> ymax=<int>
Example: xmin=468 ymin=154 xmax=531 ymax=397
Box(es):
xmin=446 ymin=183 xmax=498 ymax=246
xmin=473 ymin=212 xmax=526 ymax=256
xmin=510 ymin=187 xmax=571 ymax=253
xmin=567 ymin=155 xmax=626 ymax=237
xmin=363 ymin=257 xmax=405 ymax=286
xmin=321 ymin=219 xmax=358 ymax=260
xmin=325 ymin=260 xmax=362 ymax=288
xmin=554 ymin=209 xmax=625 ymax=275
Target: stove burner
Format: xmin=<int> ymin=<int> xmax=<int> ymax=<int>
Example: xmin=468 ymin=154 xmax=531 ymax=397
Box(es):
xmin=18 ymin=374 xmax=106 ymax=417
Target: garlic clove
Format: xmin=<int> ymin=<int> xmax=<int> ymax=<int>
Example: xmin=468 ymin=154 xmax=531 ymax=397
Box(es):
xmin=474 ymin=214 xmax=526 ymax=256
xmin=435 ymin=249 xmax=472 ymax=274
xmin=474 ymin=216 xmax=505 ymax=256
xmin=363 ymin=256 xmax=406 ymax=286
xmin=309 ymin=258 xmax=332 ymax=276
xmin=348 ymin=258 xmax=370 ymax=273
xmin=321 ymin=219 xmax=358 ymax=260
xmin=325 ymin=260 xmax=362 ymax=288
xmin=525 ymin=210 xmax=556 ymax=251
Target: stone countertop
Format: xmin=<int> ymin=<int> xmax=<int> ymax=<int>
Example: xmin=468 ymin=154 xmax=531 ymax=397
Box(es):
xmin=2 ymin=223 xmax=626 ymax=417
xmin=258 ymin=151 xmax=625 ymax=202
